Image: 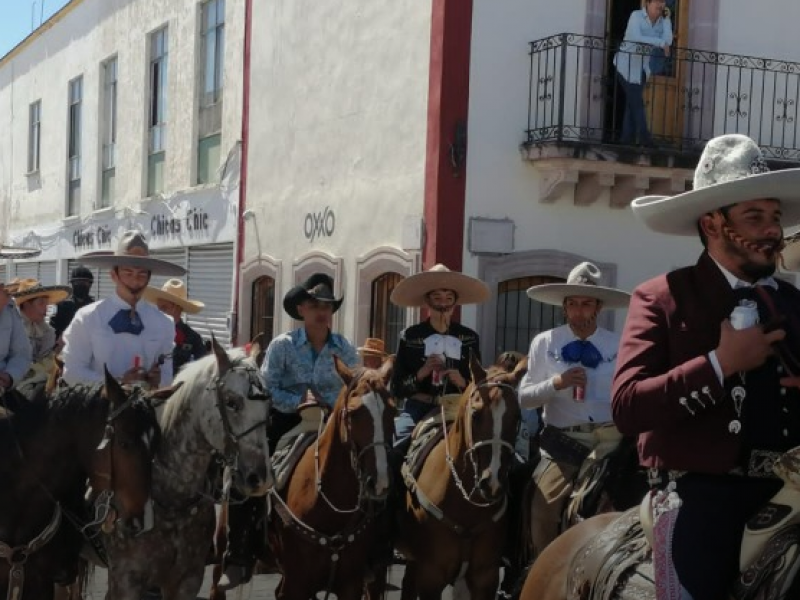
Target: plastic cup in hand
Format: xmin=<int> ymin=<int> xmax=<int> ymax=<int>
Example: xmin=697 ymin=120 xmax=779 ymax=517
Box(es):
xmin=432 ymin=368 xmax=443 ymax=386
xmin=573 ymin=385 xmax=585 ymax=402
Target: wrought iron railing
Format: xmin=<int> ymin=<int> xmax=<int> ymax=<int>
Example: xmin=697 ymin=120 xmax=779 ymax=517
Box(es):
xmin=525 ymin=33 xmax=800 ymax=163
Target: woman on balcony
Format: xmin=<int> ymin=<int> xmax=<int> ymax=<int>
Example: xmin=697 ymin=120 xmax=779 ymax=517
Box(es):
xmin=613 ymin=0 xmax=673 ymax=146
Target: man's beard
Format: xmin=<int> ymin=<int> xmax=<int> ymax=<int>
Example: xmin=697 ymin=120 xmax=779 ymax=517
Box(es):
xmin=723 ymin=232 xmax=779 ymax=280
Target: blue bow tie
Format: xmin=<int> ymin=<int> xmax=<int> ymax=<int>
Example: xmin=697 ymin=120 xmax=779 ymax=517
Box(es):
xmin=108 ymin=309 xmax=144 ymax=335
xmin=561 ymin=340 xmax=603 ymax=369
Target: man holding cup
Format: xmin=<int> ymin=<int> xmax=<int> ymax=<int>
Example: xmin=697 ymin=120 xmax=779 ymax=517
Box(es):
xmin=520 ymin=261 xmax=630 ymax=560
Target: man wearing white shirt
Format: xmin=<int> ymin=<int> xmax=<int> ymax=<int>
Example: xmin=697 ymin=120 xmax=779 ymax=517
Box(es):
xmin=62 ymin=231 xmax=185 ymax=388
xmin=520 ymin=261 xmax=631 ymax=560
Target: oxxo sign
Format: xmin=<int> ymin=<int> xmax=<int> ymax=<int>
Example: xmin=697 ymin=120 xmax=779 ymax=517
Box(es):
xmin=304 ymin=206 xmax=335 ymax=242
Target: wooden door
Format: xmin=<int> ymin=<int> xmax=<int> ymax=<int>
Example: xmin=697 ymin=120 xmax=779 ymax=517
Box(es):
xmin=643 ymin=0 xmax=691 ymax=142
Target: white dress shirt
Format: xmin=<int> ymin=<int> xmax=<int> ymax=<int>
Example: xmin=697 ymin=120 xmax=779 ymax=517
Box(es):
xmin=62 ymin=292 xmax=175 ymax=386
xmin=518 ymin=324 xmax=621 ymax=428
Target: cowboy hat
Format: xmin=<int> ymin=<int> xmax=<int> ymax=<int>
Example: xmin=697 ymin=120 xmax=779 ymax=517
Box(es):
xmin=142 ymin=279 xmax=205 ymax=314
xmin=526 ymin=262 xmax=631 ymax=309
xmin=80 ymin=230 xmax=186 ymax=276
xmin=0 ymin=246 xmax=42 ymax=259
xmin=390 ymin=264 xmax=490 ymax=308
xmin=283 ymin=273 xmax=343 ymax=321
xmin=632 ymin=134 xmax=800 ymax=236
xmin=8 ymin=278 xmax=71 ymax=306
xmin=358 ymin=338 xmax=387 ymax=357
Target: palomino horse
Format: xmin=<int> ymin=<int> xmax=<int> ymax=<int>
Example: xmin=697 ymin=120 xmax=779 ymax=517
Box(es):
xmin=252 ymin=356 xmax=396 ymax=600
xmin=396 ymin=354 xmax=523 ymax=600
xmin=0 ymin=369 xmax=159 ymax=600
xmin=102 ymin=338 xmax=273 ymax=600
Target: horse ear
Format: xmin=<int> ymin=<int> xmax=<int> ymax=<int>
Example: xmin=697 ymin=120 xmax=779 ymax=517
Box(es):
xmin=379 ymin=355 xmax=394 ymax=386
xmin=104 ymin=365 xmax=124 ymax=409
xmin=334 ymin=354 xmax=354 ymax=386
xmin=211 ymin=333 xmax=232 ymax=373
xmin=469 ymin=350 xmax=486 ymax=385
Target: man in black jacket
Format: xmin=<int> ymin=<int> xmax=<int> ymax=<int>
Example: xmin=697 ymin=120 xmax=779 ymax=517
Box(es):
xmin=50 ymin=265 xmax=95 ymax=345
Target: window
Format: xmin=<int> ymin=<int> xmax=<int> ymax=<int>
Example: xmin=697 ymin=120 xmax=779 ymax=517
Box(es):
xmin=197 ymin=0 xmax=225 ymax=184
xmin=250 ymin=275 xmax=275 ymax=343
xmin=496 ymin=276 xmax=566 ymax=354
xmin=67 ymin=77 xmax=83 ymax=216
xmin=100 ymin=57 xmax=118 ymax=208
xmin=27 ymin=100 xmax=41 ymax=173
xmin=148 ymin=27 xmax=169 ymax=196
xmin=370 ymin=272 xmax=405 ymax=354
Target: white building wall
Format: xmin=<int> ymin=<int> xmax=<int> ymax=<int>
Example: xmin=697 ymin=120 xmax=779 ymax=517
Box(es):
xmin=242 ymin=0 xmax=431 ymax=342
xmin=463 ymin=0 xmax=799 ymax=354
xmin=0 ymin=0 xmax=245 ymax=343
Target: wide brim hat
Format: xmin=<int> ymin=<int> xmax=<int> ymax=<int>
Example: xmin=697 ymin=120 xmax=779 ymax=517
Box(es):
xmin=632 ymin=134 xmax=800 ymax=236
xmin=283 ymin=272 xmax=343 ymax=321
xmin=358 ymin=338 xmax=387 ymax=357
xmin=0 ymin=246 xmax=42 ymax=259
xmin=390 ymin=264 xmax=490 ymax=308
xmin=526 ymin=261 xmax=631 ymax=309
xmin=80 ymin=230 xmax=186 ymax=276
xmin=8 ymin=278 xmax=71 ymax=306
xmin=142 ymin=279 xmax=204 ymax=314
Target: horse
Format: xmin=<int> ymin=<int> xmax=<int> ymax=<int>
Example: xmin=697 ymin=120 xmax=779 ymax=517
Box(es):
xmin=395 ymin=353 xmax=524 ymax=600
xmin=518 ymin=450 xmax=800 ymax=600
xmin=102 ymin=337 xmax=273 ymax=600
xmin=0 ymin=368 xmax=160 ymax=600
xmin=251 ymin=355 xmax=396 ymax=600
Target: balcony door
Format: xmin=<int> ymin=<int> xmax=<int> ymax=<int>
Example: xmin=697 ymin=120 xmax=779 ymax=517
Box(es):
xmin=606 ymin=0 xmax=691 ymax=144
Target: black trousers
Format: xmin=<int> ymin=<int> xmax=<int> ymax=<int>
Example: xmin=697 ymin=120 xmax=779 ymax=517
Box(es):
xmin=670 ymin=473 xmax=782 ymax=600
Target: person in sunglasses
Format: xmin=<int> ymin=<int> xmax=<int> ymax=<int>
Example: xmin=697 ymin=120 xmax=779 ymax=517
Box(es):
xmin=519 ymin=261 xmax=631 ymax=560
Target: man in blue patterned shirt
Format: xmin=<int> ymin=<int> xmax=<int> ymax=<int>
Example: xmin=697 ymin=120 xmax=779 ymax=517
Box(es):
xmin=219 ymin=272 xmax=357 ymax=591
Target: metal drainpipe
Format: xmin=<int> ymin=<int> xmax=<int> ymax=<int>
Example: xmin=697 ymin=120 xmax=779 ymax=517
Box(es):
xmin=232 ymin=0 xmax=253 ymax=348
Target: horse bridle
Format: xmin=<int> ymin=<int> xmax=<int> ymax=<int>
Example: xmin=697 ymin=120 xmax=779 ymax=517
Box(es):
xmin=441 ymin=378 xmax=518 ymax=507
xmin=209 ymin=358 xmax=271 ymax=469
xmin=313 ymin=378 xmax=392 ymax=514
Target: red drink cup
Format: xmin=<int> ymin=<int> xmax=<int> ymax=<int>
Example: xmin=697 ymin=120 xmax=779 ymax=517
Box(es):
xmin=573 ymin=385 xmax=585 ymax=402
xmin=432 ymin=368 xmax=442 ymax=386
xmin=133 ymin=355 xmax=141 ymax=370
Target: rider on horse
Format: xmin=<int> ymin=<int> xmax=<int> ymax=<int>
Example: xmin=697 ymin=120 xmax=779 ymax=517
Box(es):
xmin=60 ymin=230 xmax=184 ymax=388
xmin=0 ymin=280 xmax=32 ymax=394
xmin=613 ymin=133 xmax=800 ymax=600
xmin=50 ymin=264 xmax=95 ymax=346
xmin=521 ymin=262 xmax=631 ymax=559
xmin=9 ymin=279 xmax=71 ymax=387
xmin=217 ymin=272 xmax=358 ymax=591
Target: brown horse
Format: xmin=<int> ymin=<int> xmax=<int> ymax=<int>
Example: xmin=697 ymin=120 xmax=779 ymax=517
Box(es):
xmin=257 ymin=356 xmax=396 ymax=600
xmin=395 ymin=354 xmax=523 ymax=600
xmin=0 ymin=369 xmax=160 ymax=600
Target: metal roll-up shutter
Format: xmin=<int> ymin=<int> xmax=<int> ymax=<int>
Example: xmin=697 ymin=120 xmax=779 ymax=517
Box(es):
xmin=0 ymin=264 xmax=6 ymax=282
xmin=13 ymin=262 xmax=39 ymax=281
xmin=67 ymin=260 xmax=114 ymax=301
xmin=38 ymin=261 xmax=57 ymax=285
xmin=186 ymin=243 xmax=234 ymax=348
xmin=148 ymin=249 xmax=188 ymax=293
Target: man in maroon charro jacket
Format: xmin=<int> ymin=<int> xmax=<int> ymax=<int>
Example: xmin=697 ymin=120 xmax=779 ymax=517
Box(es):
xmin=613 ymin=134 xmax=800 ymax=600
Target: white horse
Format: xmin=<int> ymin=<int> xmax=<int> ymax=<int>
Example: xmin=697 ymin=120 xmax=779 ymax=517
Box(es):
xmin=103 ymin=338 xmax=273 ymax=600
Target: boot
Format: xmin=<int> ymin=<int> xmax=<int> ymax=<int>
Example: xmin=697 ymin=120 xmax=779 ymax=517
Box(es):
xmin=217 ymin=562 xmax=253 ymax=592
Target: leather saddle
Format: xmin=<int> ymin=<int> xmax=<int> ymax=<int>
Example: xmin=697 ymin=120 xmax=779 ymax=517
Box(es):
xmin=271 ymin=401 xmax=329 ymax=493
xmin=401 ymin=394 xmax=461 ymax=491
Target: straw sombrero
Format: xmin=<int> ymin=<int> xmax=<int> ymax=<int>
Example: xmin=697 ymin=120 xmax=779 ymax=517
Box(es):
xmin=526 ymin=262 xmax=630 ymax=309
xmin=9 ymin=278 xmax=71 ymax=306
xmin=80 ymin=230 xmax=186 ymax=276
xmin=632 ymin=134 xmax=800 ymax=236
xmin=390 ymin=264 xmax=490 ymax=308
xmin=142 ymin=279 xmax=204 ymax=314
xmin=358 ymin=338 xmax=387 ymax=357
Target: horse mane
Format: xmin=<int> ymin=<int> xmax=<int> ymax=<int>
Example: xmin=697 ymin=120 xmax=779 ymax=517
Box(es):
xmin=161 ymin=348 xmax=251 ymax=435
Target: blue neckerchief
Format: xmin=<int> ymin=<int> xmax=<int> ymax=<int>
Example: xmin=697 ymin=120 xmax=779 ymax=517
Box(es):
xmin=560 ymin=339 xmax=603 ymax=369
xmin=108 ymin=309 xmax=144 ymax=335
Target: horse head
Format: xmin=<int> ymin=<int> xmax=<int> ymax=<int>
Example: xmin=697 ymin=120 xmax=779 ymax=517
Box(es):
xmin=332 ymin=355 xmax=396 ymax=501
xmin=85 ymin=367 xmax=160 ymax=536
xmin=203 ymin=335 xmax=273 ymax=496
xmin=452 ymin=352 xmax=522 ymax=502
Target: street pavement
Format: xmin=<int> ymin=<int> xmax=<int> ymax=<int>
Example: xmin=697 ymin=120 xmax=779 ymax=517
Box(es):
xmin=84 ymin=564 xmax=459 ymax=599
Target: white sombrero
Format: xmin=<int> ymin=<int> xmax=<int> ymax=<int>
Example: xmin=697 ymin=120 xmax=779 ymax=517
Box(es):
xmin=390 ymin=264 xmax=490 ymax=308
xmin=143 ymin=279 xmax=205 ymax=314
xmin=632 ymin=134 xmax=800 ymax=236
xmin=526 ymin=262 xmax=631 ymax=309
xmin=80 ymin=230 xmax=186 ymax=276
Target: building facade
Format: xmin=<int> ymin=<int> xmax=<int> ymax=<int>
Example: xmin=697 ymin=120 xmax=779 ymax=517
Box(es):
xmin=0 ymin=0 xmax=244 ymax=345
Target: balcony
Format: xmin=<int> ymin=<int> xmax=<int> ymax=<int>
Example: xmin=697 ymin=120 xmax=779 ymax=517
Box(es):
xmin=523 ymin=34 xmax=800 ymax=205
